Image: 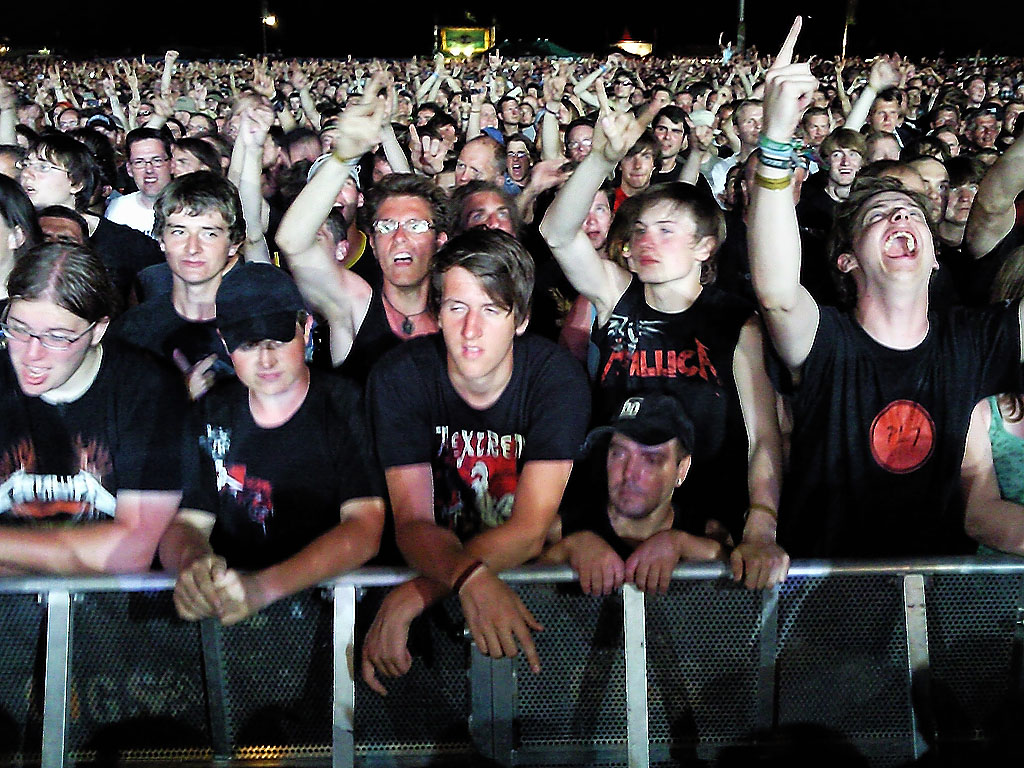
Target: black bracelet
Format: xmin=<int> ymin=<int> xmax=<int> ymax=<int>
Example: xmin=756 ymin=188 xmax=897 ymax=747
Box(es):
xmin=453 ymin=560 xmax=486 ymax=594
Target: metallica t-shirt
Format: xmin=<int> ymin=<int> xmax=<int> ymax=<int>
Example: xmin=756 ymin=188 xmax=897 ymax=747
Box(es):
xmin=0 ymin=340 xmax=186 ymax=526
xmin=591 ymin=278 xmax=755 ymax=540
xmin=367 ymin=333 xmax=590 ymax=541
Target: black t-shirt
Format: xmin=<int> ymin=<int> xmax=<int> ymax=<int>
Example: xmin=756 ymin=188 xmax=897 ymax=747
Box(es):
xmin=796 ymin=172 xmax=837 ymax=241
xmin=91 ymin=217 xmax=166 ymax=307
xmin=0 ymin=340 xmax=185 ymax=526
xmin=187 ymin=371 xmax=382 ymax=570
xmin=592 ymin=279 xmax=754 ymax=540
xmin=367 ymin=333 xmax=590 ymax=540
xmin=111 ymin=293 xmax=234 ymax=384
xmin=947 ymin=222 xmax=1024 ymax=307
xmin=134 ymin=262 xmax=174 ymax=304
xmin=769 ymin=304 xmax=1022 ymax=558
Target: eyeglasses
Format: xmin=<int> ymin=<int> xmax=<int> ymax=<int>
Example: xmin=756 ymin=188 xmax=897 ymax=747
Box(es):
xmin=15 ymin=159 xmax=68 ymax=175
xmin=614 ymin=80 xmax=634 ymax=88
xmin=130 ymin=156 xmax=169 ymax=169
xmin=372 ymin=218 xmax=434 ymax=235
xmin=567 ymin=138 xmax=593 ymax=151
xmin=0 ymin=305 xmax=96 ymax=351
xmin=506 ymin=151 xmax=530 ymax=159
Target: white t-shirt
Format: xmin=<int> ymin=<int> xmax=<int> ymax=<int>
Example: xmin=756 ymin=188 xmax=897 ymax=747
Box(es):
xmin=104 ymin=192 xmax=156 ymax=239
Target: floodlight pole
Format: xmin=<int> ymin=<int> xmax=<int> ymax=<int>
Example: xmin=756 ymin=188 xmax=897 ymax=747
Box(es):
xmin=261 ymin=1 xmax=268 ymax=55
xmin=737 ymin=0 xmax=746 ymax=54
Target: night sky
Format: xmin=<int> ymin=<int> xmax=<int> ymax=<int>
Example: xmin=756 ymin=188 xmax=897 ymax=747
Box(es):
xmin=3 ymin=1 xmax=1023 ymax=60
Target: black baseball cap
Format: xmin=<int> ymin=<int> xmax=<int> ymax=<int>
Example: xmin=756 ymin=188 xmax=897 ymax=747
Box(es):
xmin=215 ymin=263 xmax=306 ymax=352
xmin=585 ymin=394 xmax=695 ymax=455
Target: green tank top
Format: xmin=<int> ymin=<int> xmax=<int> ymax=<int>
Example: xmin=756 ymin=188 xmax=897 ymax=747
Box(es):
xmin=978 ymin=396 xmax=1024 ymax=555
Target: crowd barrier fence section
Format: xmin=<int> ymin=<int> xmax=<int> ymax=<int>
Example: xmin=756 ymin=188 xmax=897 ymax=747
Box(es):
xmin=1 ymin=558 xmax=1023 ymax=768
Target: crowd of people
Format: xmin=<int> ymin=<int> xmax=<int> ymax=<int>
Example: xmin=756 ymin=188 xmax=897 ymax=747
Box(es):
xmin=0 ymin=17 xmax=1023 ymax=692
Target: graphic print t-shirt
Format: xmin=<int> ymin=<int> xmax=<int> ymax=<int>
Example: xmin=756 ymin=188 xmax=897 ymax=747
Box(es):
xmin=591 ymin=278 xmax=754 ymax=539
xmin=367 ymin=334 xmax=590 ymax=541
xmin=0 ymin=340 xmax=186 ymax=526
xmin=769 ymin=304 xmax=1022 ymax=558
xmin=187 ymin=372 xmax=382 ymax=570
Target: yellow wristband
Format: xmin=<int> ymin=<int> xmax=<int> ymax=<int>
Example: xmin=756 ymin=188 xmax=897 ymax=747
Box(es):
xmin=753 ymin=172 xmax=792 ymax=191
xmin=332 ymin=150 xmax=361 ymax=165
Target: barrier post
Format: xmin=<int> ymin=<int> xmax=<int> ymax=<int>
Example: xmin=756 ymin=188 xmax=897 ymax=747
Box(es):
xmin=41 ymin=589 xmax=71 ymax=768
xmin=623 ymin=584 xmax=649 ymax=768
xmin=332 ymin=585 xmax=357 ymax=768
xmin=756 ymin=585 xmax=780 ymax=731
xmin=199 ymin=617 xmax=232 ymax=759
xmin=903 ymin=573 xmax=934 ymax=760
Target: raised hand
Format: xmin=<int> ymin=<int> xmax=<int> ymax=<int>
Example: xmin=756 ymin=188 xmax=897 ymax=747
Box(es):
xmin=868 ymin=54 xmax=900 ymax=92
xmin=592 ymin=86 xmax=665 ymax=164
xmin=328 ymin=72 xmax=390 ymax=161
xmin=407 ymin=123 xmax=446 ymax=176
xmin=252 ymin=58 xmax=276 ymax=101
xmin=761 ymin=17 xmax=819 ymax=142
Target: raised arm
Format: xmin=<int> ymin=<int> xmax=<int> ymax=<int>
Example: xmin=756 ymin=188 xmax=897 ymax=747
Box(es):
xmin=290 ymin=65 xmax=322 ymax=132
xmin=539 ymin=94 xmax=663 ymax=320
xmin=844 ymin=56 xmax=898 ymax=133
xmin=100 ymin=74 xmax=129 ymax=134
xmin=231 ymin=105 xmax=273 ymax=264
xmin=572 ymin=64 xmax=607 ymax=109
xmin=965 ymin=136 xmax=1024 ymax=258
xmin=748 ymin=16 xmax=821 ymax=372
xmin=159 ymin=50 xmax=178 ymax=101
xmin=833 ymin=58 xmax=852 ymax=116
xmin=0 ymin=78 xmax=15 ymax=145
xmin=540 ymin=67 xmax=568 ymax=161
xmin=465 ymin=86 xmax=485 ymax=141
xmin=276 ymin=77 xmax=389 ymax=364
xmin=380 ymin=119 xmax=412 ymax=174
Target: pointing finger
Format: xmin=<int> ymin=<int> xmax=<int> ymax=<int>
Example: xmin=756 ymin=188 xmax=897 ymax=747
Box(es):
xmin=774 ymin=16 xmax=803 ymax=69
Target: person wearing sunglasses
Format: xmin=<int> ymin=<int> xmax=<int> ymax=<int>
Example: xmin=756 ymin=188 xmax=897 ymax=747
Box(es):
xmin=277 ymin=77 xmax=450 ymax=384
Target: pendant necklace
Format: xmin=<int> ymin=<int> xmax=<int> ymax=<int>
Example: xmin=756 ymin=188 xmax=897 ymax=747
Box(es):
xmin=382 ymin=291 xmax=429 ymax=335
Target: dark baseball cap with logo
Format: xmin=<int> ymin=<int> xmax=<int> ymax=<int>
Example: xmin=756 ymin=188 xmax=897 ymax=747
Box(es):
xmin=584 ymin=394 xmax=695 ymax=455
xmin=215 ymin=263 xmax=306 ymax=352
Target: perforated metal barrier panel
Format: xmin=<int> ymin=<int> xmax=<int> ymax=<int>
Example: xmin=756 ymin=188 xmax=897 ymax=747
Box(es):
xmin=0 ymin=594 xmax=44 ymax=764
xmin=1 ymin=561 xmax=1023 ymax=768
xmin=354 ymin=589 xmax=471 ymax=762
xmin=67 ymin=591 xmax=209 ymax=763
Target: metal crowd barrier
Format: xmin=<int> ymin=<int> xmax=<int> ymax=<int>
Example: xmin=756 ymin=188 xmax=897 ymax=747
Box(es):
xmin=1 ymin=558 xmax=1024 ymax=767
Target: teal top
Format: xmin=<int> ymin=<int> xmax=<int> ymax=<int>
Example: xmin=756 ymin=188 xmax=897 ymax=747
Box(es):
xmin=978 ymin=396 xmax=1024 ymax=555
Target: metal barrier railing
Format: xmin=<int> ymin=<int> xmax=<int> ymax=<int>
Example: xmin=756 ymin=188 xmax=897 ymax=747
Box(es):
xmin=2 ymin=558 xmax=1023 ymax=768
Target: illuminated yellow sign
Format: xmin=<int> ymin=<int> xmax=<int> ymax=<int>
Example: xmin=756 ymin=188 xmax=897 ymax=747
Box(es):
xmin=440 ymin=27 xmax=495 ymax=58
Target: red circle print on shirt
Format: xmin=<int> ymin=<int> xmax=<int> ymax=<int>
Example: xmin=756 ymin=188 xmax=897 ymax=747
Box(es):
xmin=869 ymin=400 xmax=935 ymax=474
